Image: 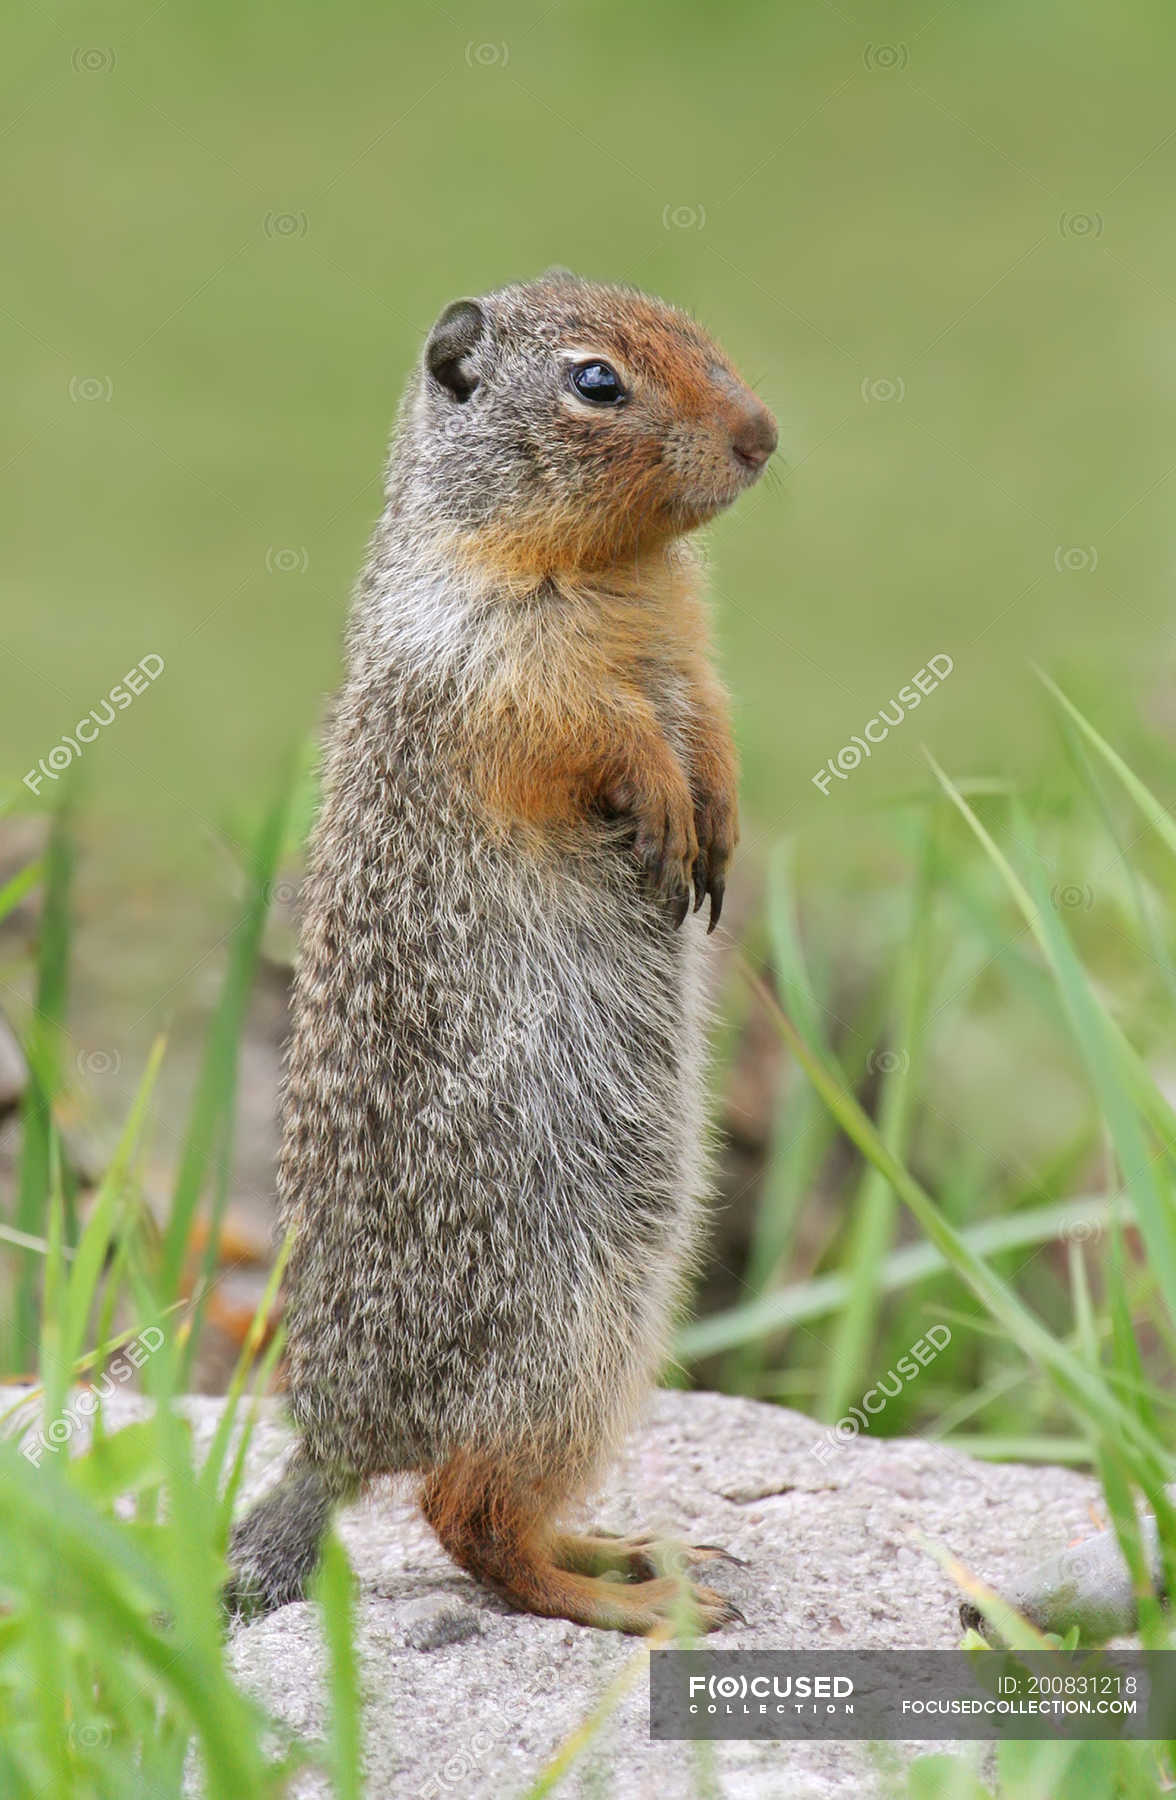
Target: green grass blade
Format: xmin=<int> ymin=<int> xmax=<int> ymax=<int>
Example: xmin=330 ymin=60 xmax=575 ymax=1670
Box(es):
xmin=201 ymin=1228 xmax=292 ymax=1513
xmin=745 ymin=1078 xmax=832 ymax=1300
xmin=37 ymin=1145 xmax=67 ymax=1421
xmin=820 ymin=812 xmax=935 ymax=1421
xmin=679 ymin=1190 xmax=1127 ymax=1358
xmin=1035 ymin=667 xmax=1176 ymax=864
xmin=0 ymin=857 xmax=43 ymax=926
xmin=520 ymin=1641 xmax=654 ymax=1800
xmin=11 ymin=798 xmax=74 ymax=1365
xmin=0 ymin=1449 xmax=273 ymax=1795
xmin=162 ymin=765 xmax=293 ymax=1305
xmin=217 ymin=1321 xmax=287 ymax=1531
xmin=1009 ymin=794 xmax=1176 ymax=1325
xmin=58 ymin=1039 xmax=166 ymax=1398
xmin=939 ymin=1436 xmax=1092 ymax=1463
xmin=1055 ymin=707 xmax=1176 ymax=1014
xmin=925 ymin=750 xmax=1176 ymax=1188
xmin=765 ymin=839 xmax=835 ymax=1058
xmin=739 ymin=965 xmax=1170 ymax=1480
xmin=314 ymin=1536 xmax=363 ymax=1800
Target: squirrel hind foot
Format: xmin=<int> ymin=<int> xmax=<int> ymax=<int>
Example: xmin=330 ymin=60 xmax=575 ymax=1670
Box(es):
xmin=550 ymin=1530 xmax=749 ymax=1582
xmin=420 ymin=1460 xmax=743 ymax=1636
xmin=549 ymin=1530 xmax=660 ymax=1582
xmin=223 ymin=1448 xmax=358 ymax=1622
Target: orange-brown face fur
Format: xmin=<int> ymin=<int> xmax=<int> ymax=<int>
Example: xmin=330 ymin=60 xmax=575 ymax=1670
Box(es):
xmin=394 ymin=274 xmax=777 ymax=579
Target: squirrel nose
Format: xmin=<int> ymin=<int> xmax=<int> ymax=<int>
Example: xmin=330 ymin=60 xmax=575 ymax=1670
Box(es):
xmin=731 ymin=402 xmax=777 ymax=472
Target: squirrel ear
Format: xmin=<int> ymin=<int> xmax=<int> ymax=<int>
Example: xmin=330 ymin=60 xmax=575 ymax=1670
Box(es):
xmin=425 ymin=299 xmax=486 ymax=402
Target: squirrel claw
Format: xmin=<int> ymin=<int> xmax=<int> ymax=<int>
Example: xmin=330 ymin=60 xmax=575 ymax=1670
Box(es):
xmin=670 ymin=885 xmax=691 ymax=930
xmin=707 ymin=878 xmax=725 ymax=934
xmin=692 ymin=1542 xmax=750 ymax=1568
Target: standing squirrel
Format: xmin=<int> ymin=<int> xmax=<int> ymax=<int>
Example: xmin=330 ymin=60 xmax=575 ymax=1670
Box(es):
xmin=226 ymin=272 xmax=776 ymax=1633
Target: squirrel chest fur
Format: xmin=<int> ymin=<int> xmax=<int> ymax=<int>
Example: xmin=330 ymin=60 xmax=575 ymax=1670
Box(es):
xmin=228 ymin=272 xmax=776 ymax=1634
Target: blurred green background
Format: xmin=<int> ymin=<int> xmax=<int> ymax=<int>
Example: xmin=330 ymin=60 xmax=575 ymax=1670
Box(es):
xmin=5 ymin=0 xmax=1176 ymax=1252
xmin=6 ymin=0 xmax=1176 ymax=876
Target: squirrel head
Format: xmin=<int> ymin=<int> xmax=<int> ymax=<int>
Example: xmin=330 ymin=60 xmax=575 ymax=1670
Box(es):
xmin=397 ymin=274 xmax=777 ymax=578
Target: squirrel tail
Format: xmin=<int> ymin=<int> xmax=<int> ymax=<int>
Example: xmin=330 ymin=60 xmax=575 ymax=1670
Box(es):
xmin=223 ymin=1445 xmax=359 ymax=1619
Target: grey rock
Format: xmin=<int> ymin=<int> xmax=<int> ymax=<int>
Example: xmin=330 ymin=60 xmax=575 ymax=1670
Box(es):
xmin=966 ymin=1483 xmax=1176 ymax=1646
xmin=2 ymin=1385 xmax=1113 ymax=1796
xmin=396 ymin=1593 xmax=485 ymax=1653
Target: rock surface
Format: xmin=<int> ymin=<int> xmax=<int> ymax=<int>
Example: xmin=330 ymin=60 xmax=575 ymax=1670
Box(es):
xmin=224 ymin=1388 xmax=1103 ymax=1798
xmin=2 ymin=1383 xmax=1111 ymax=1796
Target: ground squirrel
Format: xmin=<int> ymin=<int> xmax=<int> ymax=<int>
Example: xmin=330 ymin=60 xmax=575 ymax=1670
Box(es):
xmin=225 ymin=272 xmax=776 ymax=1633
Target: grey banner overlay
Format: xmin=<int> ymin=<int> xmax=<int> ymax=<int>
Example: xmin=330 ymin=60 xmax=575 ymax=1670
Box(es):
xmin=649 ymin=1651 xmax=1176 ymax=1741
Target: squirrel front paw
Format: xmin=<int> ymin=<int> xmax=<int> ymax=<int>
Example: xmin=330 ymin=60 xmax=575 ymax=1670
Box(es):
xmin=690 ymin=787 xmax=737 ymax=933
xmin=606 ymin=768 xmax=699 ymax=928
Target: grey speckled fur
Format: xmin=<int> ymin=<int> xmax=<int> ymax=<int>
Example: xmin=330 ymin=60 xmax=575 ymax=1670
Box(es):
xmin=278 ymin=670 xmax=710 ymax=1480
xmin=226 ymin=274 xmax=773 ymax=1616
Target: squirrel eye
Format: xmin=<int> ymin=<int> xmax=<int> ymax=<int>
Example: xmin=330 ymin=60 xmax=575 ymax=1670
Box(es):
xmin=570 ymin=361 xmax=625 ymax=405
